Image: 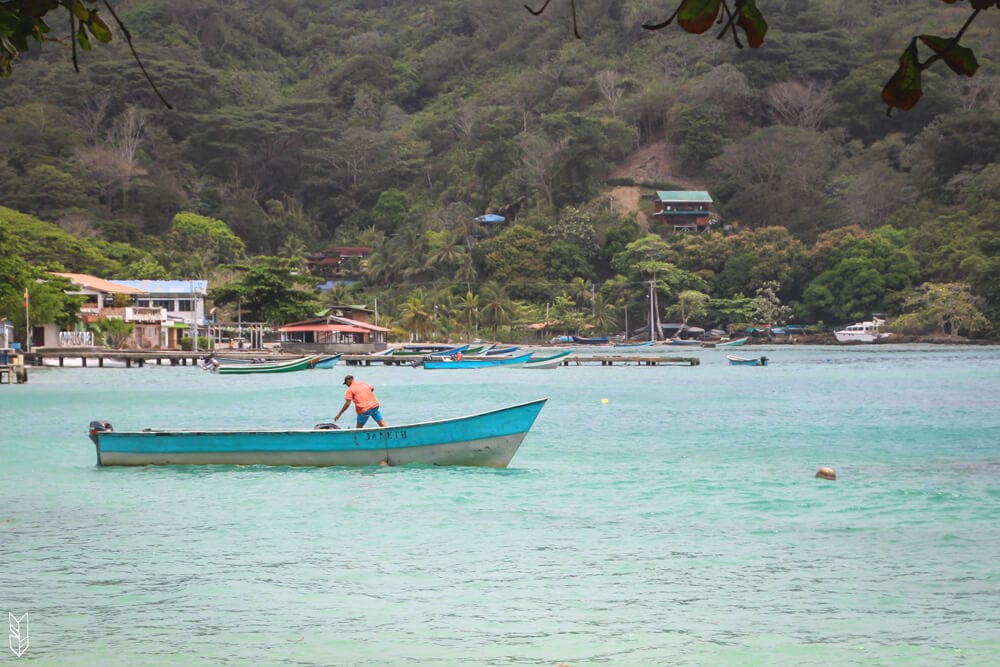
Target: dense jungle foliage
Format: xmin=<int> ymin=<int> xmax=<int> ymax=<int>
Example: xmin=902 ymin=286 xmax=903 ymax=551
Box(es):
xmin=2 ymin=0 xmax=1000 ymax=340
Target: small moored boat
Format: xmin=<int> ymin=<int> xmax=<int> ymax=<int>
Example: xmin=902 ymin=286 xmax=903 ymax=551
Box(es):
xmin=86 ymin=399 xmax=548 ymax=468
xmin=310 ymin=353 xmax=342 ymax=369
xmin=571 ymin=335 xmax=609 ymax=344
xmin=727 ymin=355 xmax=768 ymax=366
xmin=522 ymin=350 xmax=572 ymax=369
xmin=217 ymin=355 xmax=320 ymax=374
xmin=422 ymin=352 xmax=533 ymax=369
xmin=613 ymin=340 xmax=656 ymax=348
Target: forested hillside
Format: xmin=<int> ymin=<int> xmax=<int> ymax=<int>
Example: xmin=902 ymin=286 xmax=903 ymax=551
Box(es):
xmin=2 ymin=0 xmax=1000 ymax=339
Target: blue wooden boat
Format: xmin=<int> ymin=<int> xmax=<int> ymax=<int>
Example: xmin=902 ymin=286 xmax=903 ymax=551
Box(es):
xmin=613 ymin=340 xmax=655 ymax=348
xmin=727 ymin=354 xmax=768 ymax=366
xmin=715 ymin=336 xmax=749 ymax=348
xmin=571 ymin=335 xmax=609 ymax=344
xmin=310 ymin=353 xmax=342 ymax=369
xmin=483 ymin=345 xmax=520 ymax=356
xmin=422 ymin=352 xmax=533 ymax=369
xmin=87 ymin=398 xmax=547 ymax=468
xmin=392 ymin=343 xmax=461 ymax=356
xmin=422 ymin=344 xmax=471 ymax=360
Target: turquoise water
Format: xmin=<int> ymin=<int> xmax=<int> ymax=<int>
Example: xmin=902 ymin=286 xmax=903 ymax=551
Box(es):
xmin=2 ymin=345 xmax=999 ymax=666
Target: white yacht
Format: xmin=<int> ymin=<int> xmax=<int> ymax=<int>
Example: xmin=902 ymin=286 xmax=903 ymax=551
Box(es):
xmin=833 ymin=317 xmax=890 ymax=343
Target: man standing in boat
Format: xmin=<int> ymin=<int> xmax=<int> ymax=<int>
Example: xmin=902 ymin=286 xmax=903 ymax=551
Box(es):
xmin=334 ymin=375 xmax=387 ymax=428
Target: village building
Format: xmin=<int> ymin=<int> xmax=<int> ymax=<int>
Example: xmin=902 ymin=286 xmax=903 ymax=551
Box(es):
xmin=38 ymin=274 xmax=207 ymax=350
xmin=650 ymin=191 xmax=716 ymax=233
xmin=278 ymin=306 xmax=390 ymax=354
xmin=306 ymin=246 xmax=371 ymax=280
xmin=114 ymin=279 xmax=209 ymax=349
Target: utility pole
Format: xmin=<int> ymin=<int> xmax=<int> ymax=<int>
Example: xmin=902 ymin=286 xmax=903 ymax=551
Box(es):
xmin=237 ymin=294 xmax=242 ymax=348
xmin=190 ymin=281 xmax=198 ymax=353
xmin=24 ymin=286 xmax=30 ymax=352
xmin=648 ymin=278 xmax=655 ymax=342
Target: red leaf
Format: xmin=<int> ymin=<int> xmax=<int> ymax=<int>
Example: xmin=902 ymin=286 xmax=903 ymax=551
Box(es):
xmin=736 ymin=0 xmax=768 ymax=48
xmin=677 ymin=0 xmax=722 ymax=35
xmin=919 ymin=35 xmax=979 ymax=76
xmin=882 ymin=40 xmax=923 ymax=111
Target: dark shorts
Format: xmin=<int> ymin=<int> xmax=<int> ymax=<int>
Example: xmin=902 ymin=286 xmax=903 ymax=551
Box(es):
xmin=356 ymin=407 xmax=383 ymax=427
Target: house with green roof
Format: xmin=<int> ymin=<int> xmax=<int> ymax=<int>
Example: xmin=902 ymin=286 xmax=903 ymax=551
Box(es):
xmin=651 ymin=190 xmax=715 ymax=233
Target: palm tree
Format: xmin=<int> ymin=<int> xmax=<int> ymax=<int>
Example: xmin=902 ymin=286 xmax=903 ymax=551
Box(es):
xmin=479 ymin=281 xmax=514 ymax=340
xmin=591 ymin=293 xmax=618 ymax=335
xmin=459 ymin=291 xmax=480 ymax=342
xmin=567 ymin=277 xmax=592 ymax=309
xmin=399 ymin=288 xmax=432 ymax=341
xmin=278 ymin=235 xmax=309 ymax=273
xmin=432 ymin=290 xmax=459 ymax=341
xmin=423 ymin=229 xmax=468 ymax=278
xmin=453 ymin=254 xmax=478 ymax=292
xmin=325 ymin=282 xmax=357 ymax=308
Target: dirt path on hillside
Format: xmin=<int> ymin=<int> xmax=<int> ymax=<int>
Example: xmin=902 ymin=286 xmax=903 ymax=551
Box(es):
xmin=605 ymin=141 xmax=706 ymax=226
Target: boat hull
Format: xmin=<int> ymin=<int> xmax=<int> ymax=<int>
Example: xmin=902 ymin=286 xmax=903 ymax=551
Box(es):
xmin=523 ymin=350 xmax=572 ymax=369
xmin=727 ymin=355 xmax=768 ymax=366
xmin=715 ymin=336 xmax=749 ymax=348
xmin=422 ymin=352 xmax=532 ymax=369
xmin=833 ymin=318 xmax=888 ymax=343
xmin=310 ymin=354 xmax=342 ymax=369
xmin=88 ymin=399 xmax=547 ymax=468
xmin=217 ymin=355 xmax=319 ymax=374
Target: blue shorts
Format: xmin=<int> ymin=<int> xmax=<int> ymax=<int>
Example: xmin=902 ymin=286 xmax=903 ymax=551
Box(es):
xmin=356 ymin=407 xmax=383 ymax=427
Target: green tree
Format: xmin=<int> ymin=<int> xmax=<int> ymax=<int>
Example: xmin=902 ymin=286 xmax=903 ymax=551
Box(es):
xmin=479 ymin=281 xmax=514 ymax=340
xmin=803 ymin=226 xmax=919 ymax=322
xmin=88 ymin=316 xmax=134 ymax=350
xmin=209 ymin=257 xmax=319 ymax=325
xmin=894 ymin=282 xmax=990 ymax=337
xmin=479 ymin=224 xmax=548 ymax=300
xmin=669 ymin=289 xmax=711 ymax=330
xmin=399 ymin=288 xmax=432 ymax=341
xmin=168 ymin=212 xmax=246 ymax=265
xmin=370 ymin=188 xmax=411 ymax=234
xmin=545 ymin=241 xmax=593 ymax=283
xmin=458 ymin=291 xmax=480 ymax=342
xmin=423 ymin=229 xmax=468 ymax=279
xmin=750 ymin=281 xmax=792 ymax=327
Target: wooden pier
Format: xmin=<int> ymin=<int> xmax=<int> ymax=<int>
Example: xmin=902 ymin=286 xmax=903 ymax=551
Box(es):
xmin=559 ymin=355 xmax=699 ymax=366
xmin=343 ymin=354 xmax=699 ymax=367
xmin=23 ymin=349 xmax=266 ymax=368
xmin=23 ymin=349 xmax=699 ymax=369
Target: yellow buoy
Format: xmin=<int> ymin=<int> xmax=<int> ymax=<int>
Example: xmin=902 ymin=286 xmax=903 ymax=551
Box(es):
xmin=600 ymin=398 xmax=609 ymax=404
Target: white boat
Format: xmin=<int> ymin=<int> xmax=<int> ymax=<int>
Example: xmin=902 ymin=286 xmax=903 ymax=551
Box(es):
xmin=833 ymin=317 xmax=890 ymax=343
xmin=523 ymin=350 xmax=571 ymax=369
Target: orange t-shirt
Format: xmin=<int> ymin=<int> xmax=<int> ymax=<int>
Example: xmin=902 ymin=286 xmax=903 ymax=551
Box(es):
xmin=345 ymin=381 xmax=379 ymax=414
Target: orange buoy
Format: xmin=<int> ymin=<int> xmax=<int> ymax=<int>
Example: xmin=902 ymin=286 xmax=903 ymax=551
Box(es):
xmin=816 ymin=466 xmax=836 ymax=480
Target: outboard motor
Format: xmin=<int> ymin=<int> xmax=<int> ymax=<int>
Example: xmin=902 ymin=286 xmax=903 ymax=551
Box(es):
xmin=89 ymin=420 xmax=113 ymax=443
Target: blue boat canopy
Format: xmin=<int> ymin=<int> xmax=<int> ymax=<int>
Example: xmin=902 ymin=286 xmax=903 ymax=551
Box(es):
xmin=475 ymin=214 xmax=507 ymax=223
